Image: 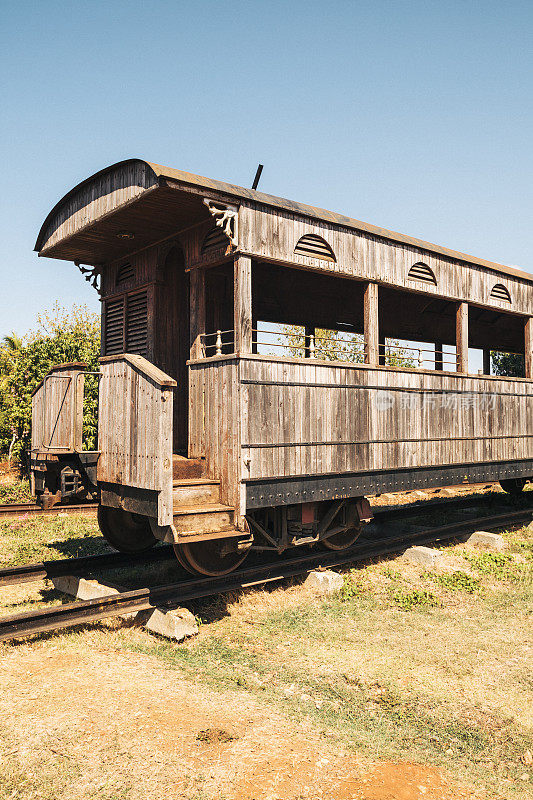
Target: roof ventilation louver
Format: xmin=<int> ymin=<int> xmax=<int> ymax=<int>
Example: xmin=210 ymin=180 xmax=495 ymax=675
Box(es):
xmin=408 ymin=262 xmax=437 ymax=286
xmin=490 ymin=283 xmax=511 ymax=303
xmin=294 ymin=234 xmax=336 ymax=262
xmin=116 ymin=263 xmax=135 ymax=285
xmin=202 ymin=226 xmax=228 ymax=256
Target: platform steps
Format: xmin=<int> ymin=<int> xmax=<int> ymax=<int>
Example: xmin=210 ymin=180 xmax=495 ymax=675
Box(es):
xmin=172 ymin=455 xmax=234 ymax=537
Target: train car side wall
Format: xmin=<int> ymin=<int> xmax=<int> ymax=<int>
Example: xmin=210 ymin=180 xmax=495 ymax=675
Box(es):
xmin=238 ymin=203 xmax=533 ymax=316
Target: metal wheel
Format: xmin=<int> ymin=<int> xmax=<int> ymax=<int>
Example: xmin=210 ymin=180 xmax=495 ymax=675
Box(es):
xmin=321 ymin=501 xmax=362 ymax=551
xmin=500 ymin=477 xmax=528 ymax=495
xmin=174 ymin=536 xmax=249 ymax=576
xmin=97 ymin=506 xmax=158 ymax=554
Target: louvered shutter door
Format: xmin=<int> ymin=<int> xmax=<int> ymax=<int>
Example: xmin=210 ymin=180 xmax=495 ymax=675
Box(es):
xmin=104 ymin=298 xmax=125 ymax=355
xmin=126 ymin=291 xmax=148 ymax=356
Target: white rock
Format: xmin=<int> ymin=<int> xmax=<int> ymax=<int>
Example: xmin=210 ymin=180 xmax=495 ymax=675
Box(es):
xmin=52 ymin=575 xmax=198 ymax=641
xmin=139 ymin=606 xmax=198 ymax=642
xmin=303 ymin=570 xmax=344 ymax=594
xmin=52 ymin=575 xmax=120 ymax=601
xmin=402 ymin=546 xmax=445 ymax=567
xmin=467 ymin=531 xmax=506 ymax=551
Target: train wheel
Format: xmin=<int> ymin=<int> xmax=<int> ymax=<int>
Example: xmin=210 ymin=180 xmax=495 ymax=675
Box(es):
xmin=499 ymin=477 xmax=527 ymax=495
xmin=321 ymin=501 xmax=362 ymax=551
xmin=97 ymin=506 xmax=158 ymax=553
xmin=174 ymin=537 xmax=249 ymax=576
xmin=322 ymin=527 xmax=361 ymax=550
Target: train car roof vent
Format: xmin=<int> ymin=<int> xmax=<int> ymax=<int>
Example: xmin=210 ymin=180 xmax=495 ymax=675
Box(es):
xmin=202 ymin=225 xmax=228 ymax=255
xmin=116 ymin=263 xmax=135 ymax=285
xmin=294 ymin=234 xmax=336 ymax=262
xmin=490 ymin=283 xmax=511 ymax=303
xmin=408 ymin=262 xmax=437 ymax=286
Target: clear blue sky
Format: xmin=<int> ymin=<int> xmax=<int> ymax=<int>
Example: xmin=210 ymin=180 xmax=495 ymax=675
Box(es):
xmin=1 ymin=0 xmax=532 ymax=339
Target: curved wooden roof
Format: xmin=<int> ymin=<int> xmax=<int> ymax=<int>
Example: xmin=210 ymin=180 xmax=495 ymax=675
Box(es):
xmin=35 ymin=158 xmax=532 ymax=283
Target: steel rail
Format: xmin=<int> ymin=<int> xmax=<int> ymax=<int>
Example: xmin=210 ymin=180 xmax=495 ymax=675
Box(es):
xmin=0 ymin=545 xmax=175 ymax=587
xmin=0 ymin=506 xmax=531 ymax=642
xmin=0 ymin=491 xmax=512 ymax=588
xmin=0 ymin=502 xmax=98 ymax=519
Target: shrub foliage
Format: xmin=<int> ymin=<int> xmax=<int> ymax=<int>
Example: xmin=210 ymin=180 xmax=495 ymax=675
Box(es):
xmin=1 ymin=305 xmax=100 ymax=464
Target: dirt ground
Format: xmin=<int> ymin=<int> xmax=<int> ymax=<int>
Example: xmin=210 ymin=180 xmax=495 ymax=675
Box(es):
xmin=0 ymin=640 xmax=478 ymax=800
xmin=0 ymin=478 xmax=531 ymax=799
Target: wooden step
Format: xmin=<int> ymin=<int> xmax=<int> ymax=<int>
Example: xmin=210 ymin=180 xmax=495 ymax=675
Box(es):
xmin=172 ymin=503 xmax=234 ymax=536
xmin=172 ymin=455 xmax=204 ymax=480
xmin=172 ymin=479 xmax=221 ymax=506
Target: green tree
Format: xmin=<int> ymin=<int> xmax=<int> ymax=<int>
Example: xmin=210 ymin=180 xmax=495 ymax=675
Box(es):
xmin=2 ymin=332 xmax=23 ymax=352
xmin=0 ymin=346 xmax=17 ymax=457
xmin=3 ymin=305 xmax=100 ymax=465
xmin=278 ymin=325 xmax=416 ymax=367
xmin=490 ymin=351 xmax=524 ymax=378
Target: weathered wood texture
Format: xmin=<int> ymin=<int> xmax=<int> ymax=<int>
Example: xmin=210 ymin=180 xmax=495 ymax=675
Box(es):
xmin=233 ymin=355 xmax=533 ymax=483
xmin=188 ymin=358 xmax=242 ymax=517
xmin=98 ymin=355 xmax=175 ymax=525
xmin=364 ymin=282 xmax=379 ymax=365
xmin=189 ymin=266 xmax=206 ymax=359
xmin=31 ymin=364 xmax=85 ymax=452
xmin=38 ymin=161 xmax=158 ymax=254
xmin=525 ymin=317 xmax=533 ymax=379
xmin=234 ymin=255 xmax=252 ymax=353
xmin=456 ymin=302 xmax=469 ymax=373
xmin=238 ymin=203 xmax=533 ymax=316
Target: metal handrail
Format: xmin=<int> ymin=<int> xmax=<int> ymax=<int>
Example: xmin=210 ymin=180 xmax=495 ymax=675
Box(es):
xmin=196 ymin=326 xmax=478 ymax=373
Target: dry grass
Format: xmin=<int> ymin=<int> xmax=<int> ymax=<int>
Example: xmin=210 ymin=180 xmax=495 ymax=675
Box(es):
xmin=0 ymin=511 xmax=531 ymax=798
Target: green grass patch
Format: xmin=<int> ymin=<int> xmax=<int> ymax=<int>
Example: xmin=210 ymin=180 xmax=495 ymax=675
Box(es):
xmin=339 ymin=569 xmax=368 ymax=600
xmin=427 ymin=569 xmax=481 ymax=593
xmin=392 ymin=587 xmax=440 ymax=610
xmin=463 ymin=550 xmax=523 ymax=582
xmin=0 ymin=513 xmax=104 ymax=567
xmin=0 ymin=478 xmax=31 ymax=503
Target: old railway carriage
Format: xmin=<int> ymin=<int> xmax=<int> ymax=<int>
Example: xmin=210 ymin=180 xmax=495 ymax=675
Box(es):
xmin=30 ymin=158 xmax=533 ymax=575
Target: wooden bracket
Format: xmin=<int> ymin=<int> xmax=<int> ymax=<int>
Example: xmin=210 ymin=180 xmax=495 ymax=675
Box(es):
xmin=203 ymin=198 xmax=238 ymax=247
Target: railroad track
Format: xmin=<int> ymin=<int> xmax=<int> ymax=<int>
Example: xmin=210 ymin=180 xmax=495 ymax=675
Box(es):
xmin=0 ymin=505 xmax=531 ymax=643
xmin=1 ymin=495 xmax=520 ymax=588
xmin=0 ymin=501 xmax=98 ymax=519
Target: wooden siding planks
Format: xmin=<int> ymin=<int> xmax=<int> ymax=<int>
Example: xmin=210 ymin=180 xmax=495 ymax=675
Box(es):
xmin=31 ymin=364 xmax=85 ymax=452
xmin=97 ymin=355 xmax=175 ymax=525
xmin=238 ymin=203 xmax=533 ymax=316
xmin=234 ymin=355 xmax=533 ymax=483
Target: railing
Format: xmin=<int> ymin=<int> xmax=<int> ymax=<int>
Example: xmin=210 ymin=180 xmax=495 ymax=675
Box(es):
xmin=200 ymin=329 xmax=235 ymax=356
xmin=197 ymin=326 xmax=473 ymax=373
xmin=378 ymin=342 xmax=457 ymax=370
xmin=31 ymin=363 xmax=87 ymax=452
xmin=98 ymin=354 xmax=176 ymax=526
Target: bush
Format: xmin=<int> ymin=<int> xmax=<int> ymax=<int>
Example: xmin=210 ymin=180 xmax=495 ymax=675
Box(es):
xmin=1 ymin=305 xmax=100 ymax=465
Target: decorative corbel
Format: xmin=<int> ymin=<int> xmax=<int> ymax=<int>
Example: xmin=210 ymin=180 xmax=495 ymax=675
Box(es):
xmin=203 ymin=198 xmax=238 ymax=248
xmin=75 ymin=262 xmax=102 ymax=296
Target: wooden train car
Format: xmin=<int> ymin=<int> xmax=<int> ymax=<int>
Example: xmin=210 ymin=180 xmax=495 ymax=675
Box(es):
xmin=31 ymin=159 xmax=533 ymax=574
